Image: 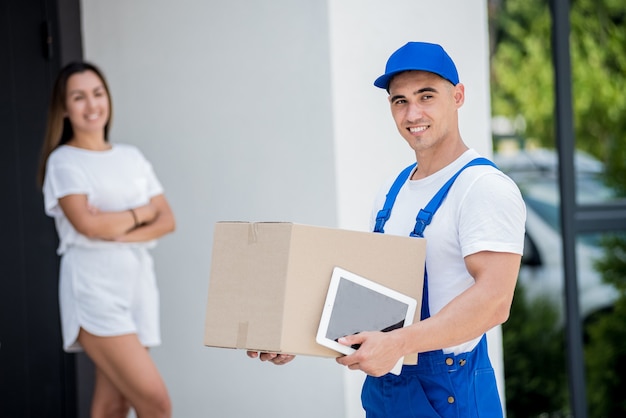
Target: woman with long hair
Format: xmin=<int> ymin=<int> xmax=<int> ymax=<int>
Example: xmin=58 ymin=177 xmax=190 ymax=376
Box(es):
xmin=39 ymin=61 xmax=175 ymax=417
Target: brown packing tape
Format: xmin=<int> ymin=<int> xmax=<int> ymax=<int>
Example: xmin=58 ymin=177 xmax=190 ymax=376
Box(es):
xmin=247 ymin=222 xmax=258 ymax=244
xmin=404 ymin=353 xmax=417 ymax=365
xmin=236 ymin=322 xmax=248 ymax=349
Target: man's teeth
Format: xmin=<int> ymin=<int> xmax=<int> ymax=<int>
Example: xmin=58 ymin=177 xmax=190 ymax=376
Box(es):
xmin=409 ymin=126 xmax=427 ymax=133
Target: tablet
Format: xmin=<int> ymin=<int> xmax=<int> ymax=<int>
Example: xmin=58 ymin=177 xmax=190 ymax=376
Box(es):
xmin=316 ymin=266 xmax=417 ymax=375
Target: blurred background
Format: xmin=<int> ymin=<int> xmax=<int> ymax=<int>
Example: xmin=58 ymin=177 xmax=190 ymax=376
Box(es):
xmin=490 ymin=1 xmax=626 ymax=416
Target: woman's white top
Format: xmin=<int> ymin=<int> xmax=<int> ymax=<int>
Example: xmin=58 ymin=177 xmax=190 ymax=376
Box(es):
xmin=43 ymin=144 xmax=164 ymax=254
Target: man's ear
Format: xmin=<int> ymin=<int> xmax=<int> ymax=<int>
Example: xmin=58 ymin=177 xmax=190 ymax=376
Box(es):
xmin=454 ymin=83 xmax=465 ymax=107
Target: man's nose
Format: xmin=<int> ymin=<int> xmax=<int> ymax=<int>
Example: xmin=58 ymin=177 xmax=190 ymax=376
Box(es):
xmin=406 ymin=103 xmax=423 ymax=122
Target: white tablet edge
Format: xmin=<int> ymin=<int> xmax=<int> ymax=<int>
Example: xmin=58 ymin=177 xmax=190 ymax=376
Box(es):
xmin=316 ymin=266 xmax=418 ymax=375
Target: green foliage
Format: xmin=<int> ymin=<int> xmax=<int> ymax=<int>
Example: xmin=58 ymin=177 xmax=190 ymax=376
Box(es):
xmin=584 ymin=298 xmax=626 ymax=417
xmin=491 ymin=1 xmax=626 ymax=416
xmin=503 ymin=284 xmax=569 ymax=417
xmin=489 ymin=0 xmax=554 ymax=147
xmin=568 ymin=0 xmax=626 ymax=193
xmin=490 ymin=0 xmax=626 ymax=192
xmin=594 ymin=234 xmax=626 ymax=292
xmin=584 ymin=234 xmax=626 ymax=417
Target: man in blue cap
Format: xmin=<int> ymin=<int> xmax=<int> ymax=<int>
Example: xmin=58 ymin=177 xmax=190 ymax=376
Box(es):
xmin=249 ymin=41 xmax=526 ymax=417
xmin=333 ymin=41 xmax=526 ymax=417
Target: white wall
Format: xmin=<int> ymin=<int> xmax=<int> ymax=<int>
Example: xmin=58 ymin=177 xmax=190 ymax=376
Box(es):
xmin=80 ymin=1 xmax=497 ymax=417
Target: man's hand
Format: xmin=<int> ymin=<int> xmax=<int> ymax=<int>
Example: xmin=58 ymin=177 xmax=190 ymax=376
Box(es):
xmin=335 ymin=331 xmax=403 ymax=377
xmin=246 ymin=351 xmax=295 ymax=365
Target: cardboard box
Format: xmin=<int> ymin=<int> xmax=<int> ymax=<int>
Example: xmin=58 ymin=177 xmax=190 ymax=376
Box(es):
xmin=203 ymin=222 xmax=425 ymax=363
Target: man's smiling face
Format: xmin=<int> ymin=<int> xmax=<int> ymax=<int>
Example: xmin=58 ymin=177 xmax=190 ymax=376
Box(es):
xmin=388 ymin=70 xmax=464 ymax=154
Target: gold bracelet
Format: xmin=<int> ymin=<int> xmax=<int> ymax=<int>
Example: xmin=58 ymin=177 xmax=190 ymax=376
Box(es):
xmin=129 ymin=208 xmax=139 ymax=227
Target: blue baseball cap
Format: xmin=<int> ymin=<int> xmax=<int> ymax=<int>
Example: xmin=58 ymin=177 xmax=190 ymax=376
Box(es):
xmin=374 ymin=42 xmax=459 ymax=90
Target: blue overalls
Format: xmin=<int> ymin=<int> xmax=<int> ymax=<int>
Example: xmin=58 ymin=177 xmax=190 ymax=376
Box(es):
xmin=362 ymin=158 xmax=504 ymax=418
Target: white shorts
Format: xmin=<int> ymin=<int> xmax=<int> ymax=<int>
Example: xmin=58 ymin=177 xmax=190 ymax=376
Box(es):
xmin=59 ymin=246 xmax=161 ymax=352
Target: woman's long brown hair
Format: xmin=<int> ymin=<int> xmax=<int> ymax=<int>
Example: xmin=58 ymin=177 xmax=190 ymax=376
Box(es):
xmin=37 ymin=62 xmax=113 ymax=188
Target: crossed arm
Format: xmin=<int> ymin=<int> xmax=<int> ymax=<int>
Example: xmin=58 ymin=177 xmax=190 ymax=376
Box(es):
xmin=58 ymin=193 xmax=175 ymax=242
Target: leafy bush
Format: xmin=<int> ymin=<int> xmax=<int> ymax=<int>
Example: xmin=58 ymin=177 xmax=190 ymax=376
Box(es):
xmin=503 ymin=284 xmax=570 ymax=417
xmin=584 ymin=235 xmax=626 ymax=417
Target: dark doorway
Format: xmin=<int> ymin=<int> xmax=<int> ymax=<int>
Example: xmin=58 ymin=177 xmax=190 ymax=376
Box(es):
xmin=0 ymin=0 xmax=83 ymax=416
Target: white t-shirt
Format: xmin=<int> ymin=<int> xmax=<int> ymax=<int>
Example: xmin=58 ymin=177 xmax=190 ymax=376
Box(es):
xmin=43 ymin=143 xmax=164 ymax=255
xmin=370 ymin=149 xmax=526 ymax=354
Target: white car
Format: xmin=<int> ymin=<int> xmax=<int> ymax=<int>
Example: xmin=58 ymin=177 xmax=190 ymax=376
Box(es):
xmin=493 ymin=148 xmax=618 ymax=322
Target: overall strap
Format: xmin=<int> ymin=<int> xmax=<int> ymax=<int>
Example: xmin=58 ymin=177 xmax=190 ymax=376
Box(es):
xmin=410 ymin=157 xmax=496 ymax=238
xmin=373 ymin=157 xmax=498 ymax=320
xmin=373 ymin=163 xmax=416 ymax=233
